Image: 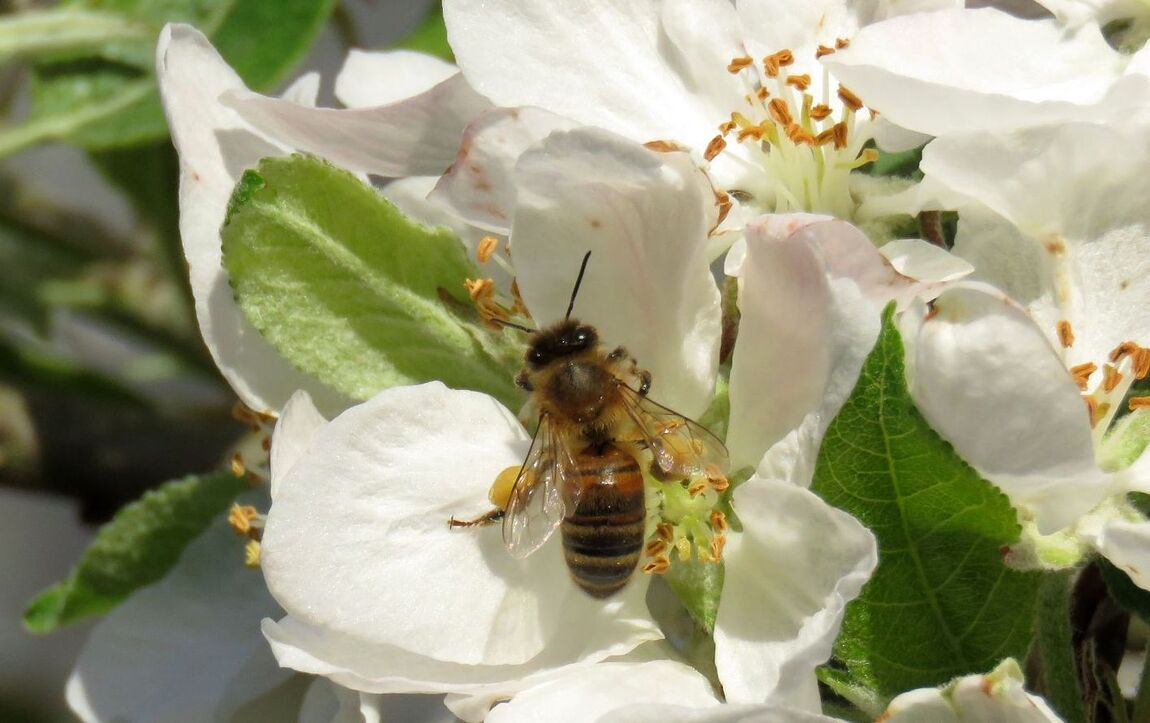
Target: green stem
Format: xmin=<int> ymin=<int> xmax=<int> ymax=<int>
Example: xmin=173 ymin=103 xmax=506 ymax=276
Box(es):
xmin=0 ymin=9 xmax=151 ymax=64
xmin=1036 ymin=570 xmax=1089 ymax=723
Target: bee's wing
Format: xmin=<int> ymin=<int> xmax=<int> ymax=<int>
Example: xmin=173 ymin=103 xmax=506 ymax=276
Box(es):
xmin=616 ymin=383 xmax=730 ymax=479
xmin=502 ymin=413 xmax=578 ymax=559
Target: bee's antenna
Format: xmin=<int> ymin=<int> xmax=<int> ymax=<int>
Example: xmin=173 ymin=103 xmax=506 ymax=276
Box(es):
xmin=492 ymin=318 xmax=534 ymax=334
xmin=565 ymin=251 xmax=592 ymax=320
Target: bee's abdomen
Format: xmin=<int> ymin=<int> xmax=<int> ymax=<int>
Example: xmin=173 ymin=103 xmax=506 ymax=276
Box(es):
xmin=561 ymin=447 xmax=645 ymax=599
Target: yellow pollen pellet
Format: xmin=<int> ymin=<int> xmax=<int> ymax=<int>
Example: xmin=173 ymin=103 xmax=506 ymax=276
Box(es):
xmin=1130 ymin=396 xmax=1150 ymax=411
xmin=1056 ymin=320 xmax=1075 ymax=348
xmin=837 ymin=86 xmax=864 ymax=111
xmin=727 ymin=55 xmax=755 ymax=73
xmin=768 ymin=98 xmax=793 ymax=125
xmin=785 ymin=74 xmax=812 ymax=91
xmin=675 ymin=537 xmax=692 ymax=561
xmin=230 ymin=453 xmax=246 ymax=478
xmin=1070 ymin=362 xmax=1097 ymax=390
xmin=816 ymin=44 xmax=836 ymax=58
xmin=810 ymin=104 xmax=833 ymax=121
xmin=476 ymin=236 xmax=499 ymax=264
xmin=704 ymin=135 xmax=727 ymax=161
xmin=835 ymin=37 xmax=851 ymax=49
xmin=1103 ymin=364 xmax=1124 ymax=393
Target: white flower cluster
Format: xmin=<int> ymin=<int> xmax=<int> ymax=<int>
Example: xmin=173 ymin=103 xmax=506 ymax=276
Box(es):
xmin=64 ymin=0 xmax=1150 ymax=721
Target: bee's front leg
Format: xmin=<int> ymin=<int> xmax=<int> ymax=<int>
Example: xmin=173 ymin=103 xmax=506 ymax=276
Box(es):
xmin=448 ymin=508 xmax=505 ymax=528
xmin=607 ymin=346 xmax=652 ymax=396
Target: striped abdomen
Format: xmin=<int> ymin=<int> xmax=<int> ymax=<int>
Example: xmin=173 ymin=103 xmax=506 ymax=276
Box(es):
xmin=561 ymin=444 xmax=645 ymax=599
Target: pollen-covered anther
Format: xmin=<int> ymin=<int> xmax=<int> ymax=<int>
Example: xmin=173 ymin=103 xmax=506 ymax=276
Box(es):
xmin=232 ymin=402 xmax=277 ymax=431
xmin=244 ymin=540 xmax=262 ymax=568
xmin=510 ymin=278 xmax=529 ymax=317
xmin=675 ymin=536 xmax=692 ymax=561
xmin=835 ymin=37 xmax=851 ymax=49
xmin=810 ymin=104 xmax=833 ymax=121
xmin=476 ymin=235 xmax=499 ymax=264
xmin=687 ymin=479 xmax=708 ymax=497
xmin=656 ymin=521 xmax=674 ymax=543
xmin=1085 ymin=395 xmax=1099 ymax=425
xmin=1070 ymin=362 xmax=1097 ymax=391
xmin=1109 ymin=340 xmax=1140 ymax=363
xmin=709 ymin=534 xmax=726 ymax=561
xmin=644 ymin=139 xmax=688 ymax=153
xmin=762 ymin=49 xmax=794 ymax=77
xmin=1136 ymin=348 xmax=1150 ymax=380
xmin=1103 ymin=364 xmax=1124 ymax=393
xmin=736 ymin=126 xmax=764 ymax=143
xmin=704 ymin=464 xmax=729 ymax=491
xmin=785 ymin=74 xmax=812 ymax=91
xmin=718 ymin=119 xmax=737 ymax=135
xmin=768 ymin=98 xmax=793 ymax=126
xmin=1056 ymin=320 xmax=1075 ymax=348
xmin=832 ymin=122 xmax=849 ymax=150
xmin=230 ymin=453 xmax=246 ymax=479
xmin=704 ymin=134 xmax=727 ymax=161
xmin=642 ymin=554 xmax=670 ymax=575
xmin=709 ymin=509 xmax=728 ymax=533
xmin=713 ymin=190 xmax=733 ymax=230
xmin=644 ymin=539 xmax=668 ymax=557
xmin=228 ymin=504 xmax=265 ymax=542
xmin=1130 ymin=396 xmax=1150 ymax=411
xmin=837 ymin=86 xmax=864 ymax=112
xmin=756 ymin=87 xmax=770 ymax=101
xmin=785 ymin=123 xmax=815 ymax=145
xmin=816 ymin=44 xmax=836 ymax=58
xmin=727 ymin=55 xmax=754 ymax=73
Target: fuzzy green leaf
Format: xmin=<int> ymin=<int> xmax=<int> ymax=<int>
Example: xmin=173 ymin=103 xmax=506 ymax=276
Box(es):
xmin=24 ymin=472 xmax=245 ymax=633
xmin=393 ymin=4 xmax=453 ymax=62
xmin=221 ymin=155 xmax=521 ymax=406
xmin=811 ymin=305 xmax=1041 ymax=696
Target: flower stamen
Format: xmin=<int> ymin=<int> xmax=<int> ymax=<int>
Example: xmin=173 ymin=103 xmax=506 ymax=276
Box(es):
xmin=1056 ymin=320 xmax=1075 ymax=348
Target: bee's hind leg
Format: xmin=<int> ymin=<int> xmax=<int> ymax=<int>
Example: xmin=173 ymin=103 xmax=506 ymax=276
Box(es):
xmin=448 ymin=508 xmax=505 ymax=528
xmin=607 ymin=346 xmax=652 ymax=396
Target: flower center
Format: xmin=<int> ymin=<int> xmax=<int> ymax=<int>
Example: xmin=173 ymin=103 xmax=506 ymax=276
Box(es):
xmin=705 ymin=42 xmax=878 ymax=221
xmin=1059 ymin=319 xmax=1150 ymax=441
xmin=641 ymin=465 xmax=729 ymax=574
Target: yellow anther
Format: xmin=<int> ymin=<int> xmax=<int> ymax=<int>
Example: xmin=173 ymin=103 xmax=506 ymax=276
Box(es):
xmin=718 ymin=119 xmax=737 ymax=135
xmin=644 ymin=139 xmax=687 ymax=153
xmin=785 ymin=74 xmax=812 ymax=91
xmin=1130 ymin=396 xmax=1150 ymax=411
xmin=768 ymin=98 xmax=793 ymax=125
xmin=228 ymin=504 xmax=261 ymax=537
xmin=476 ymin=236 xmax=500 ymax=264
xmin=810 ymin=104 xmax=833 ymax=121
xmin=645 ymin=539 xmax=668 ymax=557
xmin=656 ymin=522 xmax=674 ymax=543
xmin=1085 ymin=396 xmax=1099 ymax=425
xmin=833 ymin=121 xmax=849 ymax=150
xmin=687 ymin=479 xmax=708 ymax=497
xmin=704 ymin=464 xmax=730 ymax=492
xmin=230 ymin=453 xmax=246 ymax=479
xmin=642 ymin=554 xmax=670 ymax=574
xmin=510 ymin=278 xmax=529 ymax=317
xmin=815 ymin=128 xmax=837 ymax=146
xmin=835 ymin=37 xmax=851 ymax=49
xmin=705 ymin=135 xmax=727 ymax=161
xmin=710 ymin=534 xmax=726 ymax=561
xmin=756 ymin=86 xmax=770 ymax=101
xmin=816 ymin=44 xmax=836 ymax=58
xmin=1103 ymin=364 xmax=1124 ymax=393
xmin=785 ymin=123 xmax=815 ymax=145
xmin=1070 ymin=362 xmax=1097 ymax=391
xmin=244 ymin=539 xmax=262 ymax=568
xmin=727 ymin=55 xmax=755 ymax=73
xmin=736 ymin=126 xmax=764 ymax=142
xmin=1056 ymin=320 xmax=1075 ymax=348
xmin=231 ymin=402 xmax=277 ymax=430
xmin=837 ymin=85 xmax=864 ymax=111
xmin=709 ymin=509 xmax=728 ymax=533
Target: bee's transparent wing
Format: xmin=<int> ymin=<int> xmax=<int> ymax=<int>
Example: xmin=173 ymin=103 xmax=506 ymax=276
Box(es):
xmin=502 ymin=413 xmax=577 ymax=559
xmin=616 ymin=383 xmax=730 ymax=478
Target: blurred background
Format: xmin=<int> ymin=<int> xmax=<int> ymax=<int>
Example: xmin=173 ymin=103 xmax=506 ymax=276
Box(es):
xmin=0 ymin=1 xmax=434 ymax=719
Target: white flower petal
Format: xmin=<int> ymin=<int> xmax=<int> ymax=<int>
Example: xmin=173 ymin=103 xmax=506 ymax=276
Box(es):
xmin=155 ymin=23 xmax=346 ymax=415
xmin=882 ymin=659 xmax=1061 ymax=722
xmin=334 ymin=49 xmax=459 ymax=109
xmin=430 ymin=107 xmax=579 ymax=234
xmin=484 ymin=661 xmax=719 ymax=723
xmin=270 ymin=390 xmax=328 ymax=498
xmin=444 ymin=0 xmax=731 ymax=150
xmin=907 ymin=284 xmax=1110 ymax=533
xmin=282 ymin=72 xmax=321 ymax=107
xmin=222 ymin=71 xmax=491 ymax=178
xmin=1034 ymin=0 xmax=1148 ymax=26
xmin=1082 ymin=514 xmax=1150 ymax=591
xmin=261 ymin=382 xmax=660 ymax=683
xmin=714 ymin=480 xmax=878 ymax=706
xmin=878 ymin=238 xmax=974 ymax=284
xmin=871 ymin=117 xmax=932 ymax=153
xmin=824 ymin=8 xmax=1139 ymax=136
xmin=298 ymin=678 xmax=451 ymax=723
xmin=728 ymin=216 xmax=911 ymax=471
xmin=605 ymin=705 xmax=841 ymax=723
xmin=511 ymin=129 xmax=722 ymax=417
xmin=66 ymin=507 xmax=288 ymax=723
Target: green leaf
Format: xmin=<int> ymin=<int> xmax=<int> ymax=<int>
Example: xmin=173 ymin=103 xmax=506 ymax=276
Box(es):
xmin=817 ymin=667 xmax=887 ymax=719
xmin=392 ymin=3 xmax=454 ymax=62
xmin=221 ymin=154 xmax=521 ymax=406
xmin=0 ymin=9 xmax=151 ymax=65
xmin=1099 ymin=557 xmax=1150 ymax=623
xmin=811 ymin=304 xmax=1041 ymax=696
xmin=24 ymin=472 xmax=245 ymax=633
xmin=0 ymin=0 xmax=335 ymax=157
xmin=866 ymin=145 xmax=923 ymax=179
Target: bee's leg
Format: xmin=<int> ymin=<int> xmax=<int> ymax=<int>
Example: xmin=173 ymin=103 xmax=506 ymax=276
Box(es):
xmin=448 ymin=508 xmax=505 ymax=528
xmin=607 ymin=347 xmax=652 ymax=396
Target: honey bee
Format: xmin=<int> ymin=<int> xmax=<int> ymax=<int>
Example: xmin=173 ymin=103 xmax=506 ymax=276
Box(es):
xmin=451 ymin=252 xmax=729 ymax=598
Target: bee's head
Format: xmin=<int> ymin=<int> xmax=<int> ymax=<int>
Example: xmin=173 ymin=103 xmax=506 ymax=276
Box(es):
xmin=525 ymin=319 xmax=599 ymax=368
